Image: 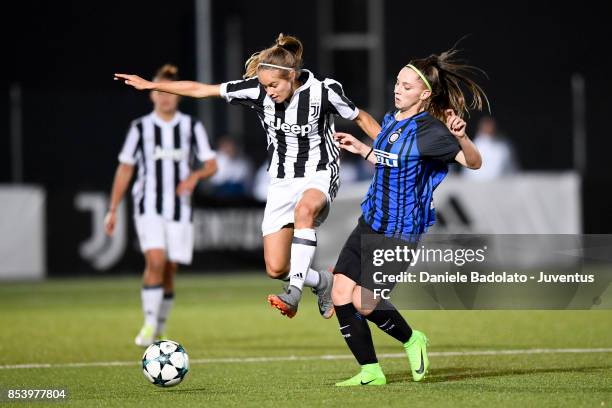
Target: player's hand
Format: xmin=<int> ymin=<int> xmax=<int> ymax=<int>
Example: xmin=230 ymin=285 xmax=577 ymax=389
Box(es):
xmin=104 ymin=210 xmax=116 ymax=236
xmin=176 ymin=174 xmax=198 ymax=196
xmin=445 ymin=109 xmax=467 ymax=139
xmin=334 ymin=132 xmax=365 ymax=156
xmin=114 ymin=73 xmax=154 ymax=91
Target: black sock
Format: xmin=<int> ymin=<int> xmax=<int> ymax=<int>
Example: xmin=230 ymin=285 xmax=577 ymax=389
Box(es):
xmin=335 ymin=303 xmax=377 ymax=365
xmin=366 ymin=300 xmax=413 ymax=344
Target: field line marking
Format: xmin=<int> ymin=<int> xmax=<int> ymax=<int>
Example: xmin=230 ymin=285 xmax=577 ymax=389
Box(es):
xmin=1 ymin=348 xmax=611 ymax=370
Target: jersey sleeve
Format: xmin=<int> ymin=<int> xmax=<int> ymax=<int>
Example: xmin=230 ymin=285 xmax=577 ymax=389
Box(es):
xmin=219 ymin=77 xmax=262 ymax=105
xmin=192 ymin=120 xmax=216 ymax=162
xmin=323 ymin=79 xmax=360 ymax=120
xmin=419 ymin=125 xmax=461 ymax=163
xmin=117 ymin=122 xmax=140 ymax=165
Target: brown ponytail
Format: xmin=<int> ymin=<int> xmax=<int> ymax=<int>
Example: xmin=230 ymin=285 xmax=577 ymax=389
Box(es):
xmin=153 ymin=64 xmax=179 ymax=81
xmin=408 ymin=46 xmax=489 ymax=121
xmin=244 ymin=33 xmax=304 ymax=79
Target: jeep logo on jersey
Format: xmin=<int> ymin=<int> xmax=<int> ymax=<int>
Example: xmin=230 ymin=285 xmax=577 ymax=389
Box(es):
xmin=374 ymin=149 xmax=399 ymax=167
xmin=153 ymin=146 xmax=185 ymax=161
xmin=265 ymin=116 xmax=312 ymax=136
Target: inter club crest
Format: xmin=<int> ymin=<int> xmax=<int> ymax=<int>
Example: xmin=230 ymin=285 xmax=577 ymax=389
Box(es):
xmin=388 ymin=131 xmax=400 ymax=143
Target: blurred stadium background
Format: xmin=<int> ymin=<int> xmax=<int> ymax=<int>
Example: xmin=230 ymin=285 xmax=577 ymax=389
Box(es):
xmin=2 ymin=0 xmax=611 ymax=279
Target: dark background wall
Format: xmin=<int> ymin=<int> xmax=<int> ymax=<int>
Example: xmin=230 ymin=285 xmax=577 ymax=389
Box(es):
xmin=3 ymin=0 xmax=611 ymax=231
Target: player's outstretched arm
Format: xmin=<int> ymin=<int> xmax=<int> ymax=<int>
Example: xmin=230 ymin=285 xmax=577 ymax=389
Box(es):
xmin=114 ymin=73 xmax=221 ymax=98
xmin=353 ymin=110 xmax=382 ymax=140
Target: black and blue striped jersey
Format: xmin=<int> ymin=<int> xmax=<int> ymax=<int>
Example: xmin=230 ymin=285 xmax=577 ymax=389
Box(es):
xmin=361 ymin=111 xmax=461 ymax=238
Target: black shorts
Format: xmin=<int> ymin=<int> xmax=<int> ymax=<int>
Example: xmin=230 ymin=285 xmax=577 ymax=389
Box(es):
xmin=333 ymin=216 xmax=418 ymax=292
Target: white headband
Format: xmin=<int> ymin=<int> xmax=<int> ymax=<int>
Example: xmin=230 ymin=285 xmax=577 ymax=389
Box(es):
xmin=258 ymin=62 xmax=294 ymax=71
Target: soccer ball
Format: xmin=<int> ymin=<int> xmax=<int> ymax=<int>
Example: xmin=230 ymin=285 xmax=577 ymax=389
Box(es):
xmin=142 ymin=340 xmax=189 ymax=387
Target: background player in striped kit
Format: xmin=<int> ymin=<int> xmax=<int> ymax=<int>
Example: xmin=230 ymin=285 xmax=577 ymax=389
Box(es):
xmin=330 ymin=48 xmax=488 ymax=386
xmin=105 ymin=64 xmax=218 ymax=347
xmin=115 ymin=34 xmax=382 ymax=319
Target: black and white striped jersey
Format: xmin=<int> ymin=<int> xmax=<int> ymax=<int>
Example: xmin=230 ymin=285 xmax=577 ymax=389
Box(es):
xmin=220 ymin=69 xmax=359 ymax=179
xmin=118 ymin=111 xmax=216 ymax=222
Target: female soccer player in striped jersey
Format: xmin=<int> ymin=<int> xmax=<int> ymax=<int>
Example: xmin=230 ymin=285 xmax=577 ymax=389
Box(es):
xmin=105 ymin=64 xmax=218 ymax=347
xmin=330 ymin=48 xmax=488 ymax=385
xmin=115 ymin=34 xmax=381 ymax=320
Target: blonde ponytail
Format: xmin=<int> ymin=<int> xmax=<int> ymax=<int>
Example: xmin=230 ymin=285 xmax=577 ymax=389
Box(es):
xmin=244 ymin=52 xmax=262 ymax=79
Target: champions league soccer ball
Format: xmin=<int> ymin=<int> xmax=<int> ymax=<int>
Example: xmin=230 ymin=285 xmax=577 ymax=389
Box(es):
xmin=142 ymin=340 xmax=190 ymax=387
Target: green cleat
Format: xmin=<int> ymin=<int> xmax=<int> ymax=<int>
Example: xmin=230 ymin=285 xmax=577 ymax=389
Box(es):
xmin=404 ymin=330 xmax=429 ymax=381
xmin=335 ymin=363 xmax=386 ymax=386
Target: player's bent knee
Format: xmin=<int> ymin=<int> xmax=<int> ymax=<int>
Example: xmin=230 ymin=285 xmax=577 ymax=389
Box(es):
xmin=354 ymin=286 xmax=379 ymax=316
xmin=354 ymin=302 xmax=376 ymax=316
xmin=147 ymin=259 xmax=166 ymax=275
xmin=331 ymin=280 xmax=353 ymax=305
xmin=294 ymin=203 xmax=317 ymax=226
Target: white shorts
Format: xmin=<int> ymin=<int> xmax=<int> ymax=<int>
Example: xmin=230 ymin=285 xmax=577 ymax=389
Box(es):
xmin=261 ymin=169 xmax=339 ymax=236
xmin=134 ymin=214 xmax=194 ymax=265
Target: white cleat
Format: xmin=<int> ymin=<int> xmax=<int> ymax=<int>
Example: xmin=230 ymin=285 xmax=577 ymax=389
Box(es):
xmin=134 ymin=324 xmax=156 ymax=347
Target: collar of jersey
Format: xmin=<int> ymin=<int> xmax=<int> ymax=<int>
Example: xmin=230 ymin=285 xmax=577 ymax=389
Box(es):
xmin=279 ymin=70 xmax=313 ymax=107
xmin=393 ymin=110 xmax=428 ymax=123
xmin=151 ymin=111 xmax=181 ymax=127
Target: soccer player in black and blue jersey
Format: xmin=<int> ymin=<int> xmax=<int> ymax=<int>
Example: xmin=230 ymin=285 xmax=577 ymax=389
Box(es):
xmin=330 ymin=48 xmax=488 ymax=386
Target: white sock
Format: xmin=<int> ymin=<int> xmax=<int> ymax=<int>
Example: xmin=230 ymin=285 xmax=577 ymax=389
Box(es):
xmin=303 ymin=268 xmax=321 ymax=288
xmin=289 ymin=228 xmax=317 ymax=293
xmin=157 ymin=293 xmax=174 ymax=335
xmin=141 ymin=285 xmax=163 ymax=328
